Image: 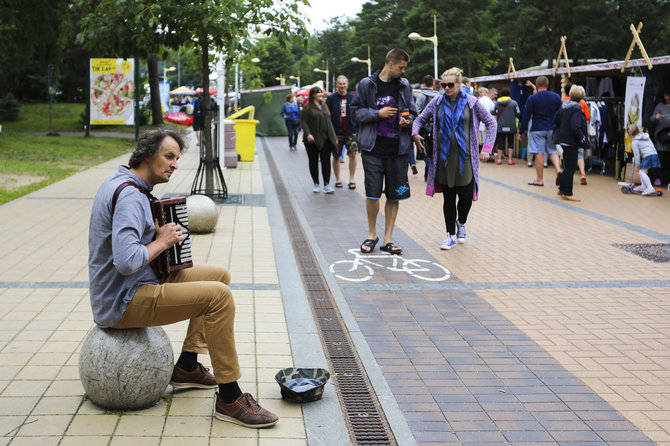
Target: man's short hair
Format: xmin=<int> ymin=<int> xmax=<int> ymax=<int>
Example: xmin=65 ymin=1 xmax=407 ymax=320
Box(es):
xmin=336 ymin=75 xmax=348 ymax=83
xmin=478 ymin=87 xmax=489 ymax=96
xmin=128 ymin=129 xmax=186 ymax=169
xmin=462 ymin=77 xmax=471 ymax=86
xmin=569 ymin=85 xmax=585 ymax=101
xmin=386 ymin=48 xmax=410 ymax=64
xmin=536 ymin=76 xmax=549 ymax=88
xmin=423 ymin=74 xmax=434 ymax=87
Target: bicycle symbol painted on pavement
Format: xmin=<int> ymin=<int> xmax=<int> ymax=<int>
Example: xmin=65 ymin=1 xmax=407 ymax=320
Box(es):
xmin=329 ymin=248 xmax=451 ymax=282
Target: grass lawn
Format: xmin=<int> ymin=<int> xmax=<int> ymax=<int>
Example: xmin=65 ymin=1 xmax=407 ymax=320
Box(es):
xmin=0 ymin=102 xmax=150 ymax=205
xmin=0 ymin=132 xmax=134 ymax=205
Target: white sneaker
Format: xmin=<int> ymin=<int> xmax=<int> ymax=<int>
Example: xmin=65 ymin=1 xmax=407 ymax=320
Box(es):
xmin=642 ymin=187 xmax=657 ymax=196
xmin=441 ymin=234 xmax=457 ymax=250
xmin=324 ymin=185 xmax=335 ymax=194
xmin=312 ymin=184 xmax=320 ymax=193
xmin=633 ymin=185 xmax=645 ymax=192
xmin=456 ymin=220 xmax=466 ymax=243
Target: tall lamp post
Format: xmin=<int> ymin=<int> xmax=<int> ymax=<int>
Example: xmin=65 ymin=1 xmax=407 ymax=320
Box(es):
xmin=163 ymin=65 xmax=176 ymax=83
xmin=313 ymin=61 xmax=329 ymax=92
xmin=351 ymin=45 xmax=372 ymax=77
xmin=408 ymin=14 xmax=438 ymax=79
xmin=289 ymin=75 xmax=300 ymax=88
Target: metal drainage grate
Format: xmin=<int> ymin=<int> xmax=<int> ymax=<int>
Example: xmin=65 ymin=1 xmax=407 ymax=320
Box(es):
xmin=613 ymin=243 xmax=670 ymax=263
xmin=263 ymin=139 xmax=396 ymax=446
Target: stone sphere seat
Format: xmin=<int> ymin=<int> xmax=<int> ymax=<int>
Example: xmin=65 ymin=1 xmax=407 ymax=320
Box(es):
xmin=187 ymin=194 xmax=219 ymax=234
xmin=79 ymin=326 xmax=174 ymax=410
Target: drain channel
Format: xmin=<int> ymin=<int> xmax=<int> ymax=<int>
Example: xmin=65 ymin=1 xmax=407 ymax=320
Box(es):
xmin=263 ymin=140 xmax=396 ymax=446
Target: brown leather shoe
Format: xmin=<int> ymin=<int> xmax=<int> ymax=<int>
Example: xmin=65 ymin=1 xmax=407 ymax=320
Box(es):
xmin=170 ymin=363 xmax=217 ymax=389
xmin=215 ymin=392 xmax=279 ymax=428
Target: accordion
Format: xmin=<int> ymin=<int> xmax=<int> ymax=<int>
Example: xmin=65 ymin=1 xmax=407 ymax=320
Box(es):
xmin=150 ymin=197 xmax=193 ymax=277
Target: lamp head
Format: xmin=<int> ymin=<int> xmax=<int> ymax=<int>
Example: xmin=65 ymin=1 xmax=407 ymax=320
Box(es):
xmin=313 ymin=68 xmax=321 ymax=73
xmin=408 ymin=32 xmax=421 ymax=41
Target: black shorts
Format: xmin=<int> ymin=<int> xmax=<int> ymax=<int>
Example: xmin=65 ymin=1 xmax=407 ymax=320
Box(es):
xmin=362 ymin=152 xmax=410 ymax=201
xmin=495 ymin=133 xmax=515 ymax=150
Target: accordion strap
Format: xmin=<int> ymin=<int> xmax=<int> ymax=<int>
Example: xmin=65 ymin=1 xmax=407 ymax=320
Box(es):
xmin=111 ymin=180 xmax=156 ymax=214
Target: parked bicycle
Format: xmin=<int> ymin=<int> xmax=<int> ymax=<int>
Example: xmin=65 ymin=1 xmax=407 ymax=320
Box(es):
xmin=330 ymin=249 xmax=451 ymax=282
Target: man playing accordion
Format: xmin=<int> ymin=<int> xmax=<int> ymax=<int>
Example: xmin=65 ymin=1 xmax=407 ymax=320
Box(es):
xmin=88 ymin=129 xmax=278 ymax=428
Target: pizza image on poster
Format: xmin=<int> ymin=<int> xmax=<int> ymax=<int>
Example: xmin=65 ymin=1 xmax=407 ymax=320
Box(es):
xmin=90 ymin=58 xmax=135 ymax=125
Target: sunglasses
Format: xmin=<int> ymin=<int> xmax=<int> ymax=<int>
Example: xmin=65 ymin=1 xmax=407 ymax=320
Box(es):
xmin=441 ymin=82 xmax=456 ymax=89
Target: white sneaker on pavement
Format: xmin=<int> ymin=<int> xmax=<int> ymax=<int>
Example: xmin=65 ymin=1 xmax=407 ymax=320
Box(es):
xmin=456 ymin=220 xmax=466 ymax=243
xmin=324 ymin=185 xmax=335 ymax=194
xmin=312 ymin=184 xmax=320 ymax=193
xmin=441 ymin=234 xmax=457 ymax=250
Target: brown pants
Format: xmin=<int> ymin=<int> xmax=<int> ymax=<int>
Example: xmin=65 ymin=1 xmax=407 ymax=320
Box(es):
xmin=113 ymin=264 xmax=241 ymax=384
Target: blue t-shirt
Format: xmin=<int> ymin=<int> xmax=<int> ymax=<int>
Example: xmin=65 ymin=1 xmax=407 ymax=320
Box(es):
xmin=519 ymin=90 xmax=562 ymax=133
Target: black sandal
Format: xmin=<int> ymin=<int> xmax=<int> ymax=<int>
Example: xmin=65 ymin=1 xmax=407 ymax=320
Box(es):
xmin=379 ymin=242 xmax=402 ymax=255
xmin=335 ymin=182 xmax=343 ymax=188
xmin=348 ymin=182 xmax=356 ymax=189
xmin=360 ymin=236 xmax=379 ymax=253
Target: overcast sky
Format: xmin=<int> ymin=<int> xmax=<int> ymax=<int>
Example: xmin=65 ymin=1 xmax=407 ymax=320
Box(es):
xmin=299 ymin=0 xmax=363 ymax=32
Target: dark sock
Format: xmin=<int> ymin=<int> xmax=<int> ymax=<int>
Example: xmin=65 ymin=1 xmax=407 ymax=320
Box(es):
xmin=175 ymin=351 xmax=198 ymax=372
xmin=218 ymin=381 xmax=242 ymax=403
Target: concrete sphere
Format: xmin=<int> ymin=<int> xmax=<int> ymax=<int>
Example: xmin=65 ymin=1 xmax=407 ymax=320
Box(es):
xmin=79 ymin=326 xmax=174 ymax=410
xmin=187 ymin=194 xmax=219 ymax=233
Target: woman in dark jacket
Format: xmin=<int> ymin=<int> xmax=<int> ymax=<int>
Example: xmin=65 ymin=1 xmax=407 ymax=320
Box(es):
xmin=492 ymin=87 xmax=521 ymax=165
xmin=554 ymin=85 xmax=589 ymax=202
xmin=300 ymin=86 xmax=338 ymax=193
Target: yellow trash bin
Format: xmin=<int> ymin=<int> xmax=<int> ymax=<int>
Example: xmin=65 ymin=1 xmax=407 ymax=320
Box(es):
xmin=228 ymin=106 xmax=259 ymax=162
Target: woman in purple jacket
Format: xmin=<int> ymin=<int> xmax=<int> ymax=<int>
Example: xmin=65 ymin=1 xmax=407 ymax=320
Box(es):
xmin=412 ymin=67 xmax=497 ymax=250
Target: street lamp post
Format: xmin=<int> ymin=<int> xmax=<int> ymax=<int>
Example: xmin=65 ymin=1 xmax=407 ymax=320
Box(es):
xmin=351 ymin=45 xmax=372 ymax=77
xmin=408 ymin=14 xmax=438 ymax=79
xmin=313 ymin=61 xmax=329 ymax=92
xmin=163 ymin=65 xmax=176 ymax=83
xmin=289 ymin=75 xmax=300 ymax=88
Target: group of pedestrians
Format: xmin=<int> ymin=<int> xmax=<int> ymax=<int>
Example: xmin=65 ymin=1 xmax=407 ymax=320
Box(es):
xmin=279 ymin=47 xmax=499 ymax=254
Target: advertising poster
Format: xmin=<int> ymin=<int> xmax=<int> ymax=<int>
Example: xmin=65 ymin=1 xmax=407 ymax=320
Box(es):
xmin=90 ymin=58 xmax=135 ymax=125
xmin=624 ymin=76 xmax=646 ymax=128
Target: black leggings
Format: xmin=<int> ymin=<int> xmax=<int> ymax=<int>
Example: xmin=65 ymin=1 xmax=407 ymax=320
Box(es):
xmin=305 ymin=142 xmax=331 ymax=185
xmin=559 ymin=145 xmax=578 ymax=196
xmin=441 ymin=180 xmax=474 ymax=235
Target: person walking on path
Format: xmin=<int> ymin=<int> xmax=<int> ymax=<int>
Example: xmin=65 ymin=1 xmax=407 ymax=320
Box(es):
xmin=492 ymin=87 xmax=521 ymax=165
xmin=554 ymin=85 xmax=589 ymax=201
xmin=562 ymin=83 xmax=591 ymax=185
xmin=301 ymin=86 xmax=338 ymax=194
xmin=88 ymin=129 xmax=278 ymax=428
xmin=412 ymin=67 xmax=497 ymax=250
xmin=351 ymin=47 xmax=417 ymax=255
xmin=518 ymin=76 xmax=563 ymax=186
xmin=280 ymin=93 xmax=301 ymax=151
xmin=326 ymin=75 xmax=359 ymax=189
xmin=415 ymin=74 xmax=441 ymax=181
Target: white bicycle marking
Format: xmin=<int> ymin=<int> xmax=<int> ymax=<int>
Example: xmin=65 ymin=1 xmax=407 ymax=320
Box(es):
xmin=330 ymin=248 xmax=451 ymax=282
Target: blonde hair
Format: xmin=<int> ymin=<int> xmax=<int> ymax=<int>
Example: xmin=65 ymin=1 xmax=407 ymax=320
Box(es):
xmin=569 ymin=85 xmax=585 ymax=101
xmin=627 ymin=124 xmax=641 ymax=137
xmin=441 ymin=67 xmax=463 ymax=83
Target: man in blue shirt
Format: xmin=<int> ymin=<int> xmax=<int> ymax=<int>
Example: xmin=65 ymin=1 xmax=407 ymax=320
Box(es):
xmin=518 ymin=76 xmax=563 ymax=186
xmin=88 ymin=129 xmax=277 ymax=428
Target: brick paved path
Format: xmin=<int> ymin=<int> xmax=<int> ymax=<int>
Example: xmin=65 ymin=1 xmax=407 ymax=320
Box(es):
xmin=264 ymin=135 xmax=669 ymax=445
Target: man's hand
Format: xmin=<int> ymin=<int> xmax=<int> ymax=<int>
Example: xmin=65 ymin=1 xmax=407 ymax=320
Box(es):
xmin=378 ymin=106 xmax=398 ymax=119
xmin=412 ymin=134 xmax=425 ymax=152
xmin=399 ymin=116 xmax=411 ymax=128
xmin=479 ymin=151 xmax=491 ymax=162
xmin=155 ymin=221 xmax=184 ymax=248
xmin=307 ymin=133 xmax=315 ymax=143
xmin=517 ymin=133 xmax=523 ymax=142
xmin=657 ymin=113 xmax=664 ymax=120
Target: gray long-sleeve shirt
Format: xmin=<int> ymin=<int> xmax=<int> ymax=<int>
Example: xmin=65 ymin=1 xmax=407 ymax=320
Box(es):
xmin=88 ymin=166 xmax=159 ymax=328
